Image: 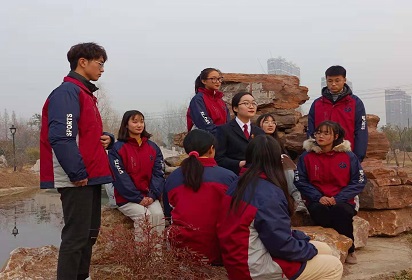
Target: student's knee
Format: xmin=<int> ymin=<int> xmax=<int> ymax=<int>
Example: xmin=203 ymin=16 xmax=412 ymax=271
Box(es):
xmin=310 ymin=240 xmax=333 ymax=255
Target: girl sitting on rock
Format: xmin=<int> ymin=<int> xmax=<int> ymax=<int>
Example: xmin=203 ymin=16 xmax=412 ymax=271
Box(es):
xmin=295 ymin=120 xmax=366 ymax=264
xmin=218 ymin=134 xmax=343 ymax=280
xmin=108 ymin=110 xmax=165 ymax=239
xmin=164 ymin=129 xmax=237 ymax=265
xmin=256 ymin=113 xmax=308 ymax=214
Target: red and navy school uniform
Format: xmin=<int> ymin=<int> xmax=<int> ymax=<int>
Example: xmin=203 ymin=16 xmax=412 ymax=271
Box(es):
xmin=40 ymin=73 xmax=113 ymax=189
xmin=307 ymin=84 xmax=368 ymax=162
xmin=294 ymin=139 xmax=366 ymax=253
xmin=186 ymin=87 xmax=230 ymax=135
xmin=294 ymin=139 xmax=366 ymax=207
xmin=108 ymin=137 xmax=164 ymax=206
xmin=164 ymin=157 xmax=237 ymax=264
xmin=217 ymin=174 xmax=318 ymax=280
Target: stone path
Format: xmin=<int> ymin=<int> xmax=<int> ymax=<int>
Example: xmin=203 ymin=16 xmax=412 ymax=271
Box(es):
xmin=343 ymin=235 xmax=412 ymax=279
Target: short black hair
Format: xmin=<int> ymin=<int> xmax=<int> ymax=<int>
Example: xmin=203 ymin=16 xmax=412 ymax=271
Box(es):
xmin=231 ymin=91 xmax=253 ymax=116
xmin=67 ymin=42 xmax=108 ymax=71
xmin=325 ymin=65 xmax=346 ymax=78
xmin=314 ymin=120 xmax=346 ymax=148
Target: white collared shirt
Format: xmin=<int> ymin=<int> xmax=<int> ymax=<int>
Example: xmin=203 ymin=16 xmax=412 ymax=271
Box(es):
xmin=235 ymin=117 xmax=251 ymax=135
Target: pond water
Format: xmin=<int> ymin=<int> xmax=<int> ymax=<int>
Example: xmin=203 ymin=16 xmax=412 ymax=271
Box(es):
xmin=0 ymin=188 xmax=109 ymax=268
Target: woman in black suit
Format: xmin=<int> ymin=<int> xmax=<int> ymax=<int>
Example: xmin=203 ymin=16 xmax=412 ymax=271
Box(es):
xmin=215 ymin=91 xmax=265 ymax=174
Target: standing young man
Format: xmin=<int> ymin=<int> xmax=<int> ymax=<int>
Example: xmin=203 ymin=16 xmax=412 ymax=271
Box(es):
xmin=40 ymin=42 xmax=113 ymax=280
xmin=307 ymin=65 xmax=368 ymax=162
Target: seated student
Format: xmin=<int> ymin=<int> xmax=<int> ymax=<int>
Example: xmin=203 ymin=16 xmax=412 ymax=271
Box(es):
xmin=186 ymin=68 xmax=230 ymax=136
xmin=256 ymin=113 xmax=308 ymax=214
xmin=217 ymin=135 xmax=343 ymax=280
xmin=108 ymin=110 xmax=165 ymax=239
xmin=164 ymin=129 xmax=237 ymax=264
xmin=215 ymin=91 xmax=265 ymax=174
xmin=295 ymin=120 xmax=366 ymax=264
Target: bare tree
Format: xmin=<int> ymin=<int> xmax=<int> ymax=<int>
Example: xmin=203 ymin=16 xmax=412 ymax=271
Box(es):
xmin=95 ymin=86 xmax=121 ymax=135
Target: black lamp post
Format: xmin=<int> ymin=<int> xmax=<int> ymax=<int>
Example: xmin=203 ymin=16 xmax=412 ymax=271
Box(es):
xmin=9 ymin=125 xmax=17 ymax=172
xmin=12 ymin=206 xmax=19 ymax=238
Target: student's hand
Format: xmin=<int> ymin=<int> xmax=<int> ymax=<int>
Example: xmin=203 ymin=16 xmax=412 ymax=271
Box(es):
xmin=329 ymin=197 xmax=336 ymax=205
xmin=146 ymin=197 xmax=154 ymax=206
xmin=73 ymin=178 xmax=88 ymax=187
xmin=239 ymin=160 xmax=246 ymax=168
xmin=139 ymin=197 xmax=149 ymax=207
xmin=100 ymin=135 xmax=111 ymax=149
xmin=319 ymin=196 xmax=333 ymax=206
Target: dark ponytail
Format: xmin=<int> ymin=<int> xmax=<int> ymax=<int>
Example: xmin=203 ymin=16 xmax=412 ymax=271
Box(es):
xmin=194 ymin=67 xmax=221 ymax=93
xmin=180 ymin=129 xmax=216 ymax=192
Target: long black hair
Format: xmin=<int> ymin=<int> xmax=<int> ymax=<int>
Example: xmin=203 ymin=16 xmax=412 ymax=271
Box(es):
xmin=117 ymin=110 xmax=152 ymax=141
xmin=194 ymin=68 xmax=221 ymax=93
xmin=180 ymin=129 xmax=217 ymax=192
xmin=230 ymin=135 xmax=294 ymax=215
xmin=256 ymin=113 xmax=287 ymax=154
xmin=314 ymin=120 xmax=346 ymax=148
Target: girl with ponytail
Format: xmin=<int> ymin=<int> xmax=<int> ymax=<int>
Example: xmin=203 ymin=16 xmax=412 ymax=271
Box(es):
xmin=186 ymin=68 xmax=230 ymax=136
xmin=164 ymin=129 xmax=237 ymax=264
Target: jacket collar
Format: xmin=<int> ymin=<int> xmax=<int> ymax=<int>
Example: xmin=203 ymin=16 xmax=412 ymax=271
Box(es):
xmin=198 ymin=87 xmax=224 ymax=99
xmin=198 ymin=157 xmax=218 ymax=167
xmin=67 ymin=71 xmax=99 ymax=93
xmin=303 ymin=138 xmax=352 ymax=154
xmin=126 ymin=136 xmax=148 ymax=146
xmin=321 ymin=84 xmax=352 ymax=104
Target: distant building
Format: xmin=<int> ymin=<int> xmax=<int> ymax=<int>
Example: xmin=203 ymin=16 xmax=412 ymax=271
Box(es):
xmin=267 ymin=57 xmax=300 ymax=78
xmin=385 ymin=89 xmax=411 ymax=128
xmin=321 ymin=77 xmax=354 ymax=91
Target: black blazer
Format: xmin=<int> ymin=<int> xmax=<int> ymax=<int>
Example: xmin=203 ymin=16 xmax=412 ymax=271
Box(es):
xmin=215 ymin=119 xmax=265 ymax=174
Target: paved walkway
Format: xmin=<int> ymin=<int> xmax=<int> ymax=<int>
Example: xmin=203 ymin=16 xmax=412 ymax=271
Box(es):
xmin=343 ymin=235 xmax=412 ymax=279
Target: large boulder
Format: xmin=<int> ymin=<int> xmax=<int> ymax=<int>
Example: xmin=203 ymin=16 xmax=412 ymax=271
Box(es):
xmin=0 ymin=246 xmax=58 ymax=279
xmin=358 ymin=207 xmax=412 ymax=236
xmin=294 ymin=226 xmax=352 ymax=263
xmin=360 ymin=180 xmax=412 ymax=209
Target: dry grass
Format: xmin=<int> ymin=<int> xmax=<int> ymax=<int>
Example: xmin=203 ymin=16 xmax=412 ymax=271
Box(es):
xmin=93 ymin=216 xmax=227 ymax=280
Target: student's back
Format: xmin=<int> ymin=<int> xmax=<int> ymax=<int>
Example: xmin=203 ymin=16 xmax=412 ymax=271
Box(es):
xmin=165 ymin=158 xmax=236 ymax=264
xmin=164 ymin=129 xmax=237 ymax=264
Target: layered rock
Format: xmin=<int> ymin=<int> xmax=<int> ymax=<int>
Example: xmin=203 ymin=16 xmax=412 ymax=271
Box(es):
xmin=358 ymin=207 xmax=412 ymax=236
xmin=359 ymin=115 xmax=412 ymax=236
xmin=173 ymin=73 xmax=309 ymax=154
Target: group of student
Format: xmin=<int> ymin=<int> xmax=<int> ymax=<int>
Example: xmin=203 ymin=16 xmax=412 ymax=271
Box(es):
xmin=107 ymin=66 xmax=367 ymax=279
xmin=39 ymin=42 xmax=367 ymax=280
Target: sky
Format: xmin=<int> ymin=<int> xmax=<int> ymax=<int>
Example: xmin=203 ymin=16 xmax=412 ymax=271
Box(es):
xmin=1 ymin=0 xmax=412 ymax=126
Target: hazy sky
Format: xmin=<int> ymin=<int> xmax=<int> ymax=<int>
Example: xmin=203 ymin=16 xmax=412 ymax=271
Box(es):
xmin=1 ymin=0 xmax=412 ymax=125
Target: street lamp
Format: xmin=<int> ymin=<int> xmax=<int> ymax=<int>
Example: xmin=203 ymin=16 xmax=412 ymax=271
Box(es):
xmin=12 ymin=206 xmax=19 ymax=238
xmin=9 ymin=125 xmax=17 ymax=172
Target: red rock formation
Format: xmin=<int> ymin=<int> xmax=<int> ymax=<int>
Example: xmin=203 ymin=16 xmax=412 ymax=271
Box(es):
xmin=358 ymin=207 xmax=412 ymax=236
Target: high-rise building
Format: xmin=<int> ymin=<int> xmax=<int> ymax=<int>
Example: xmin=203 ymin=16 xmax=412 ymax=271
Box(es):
xmin=267 ymin=57 xmax=300 ymax=78
xmin=385 ymin=89 xmax=411 ymax=128
xmin=321 ymin=77 xmax=354 ymax=91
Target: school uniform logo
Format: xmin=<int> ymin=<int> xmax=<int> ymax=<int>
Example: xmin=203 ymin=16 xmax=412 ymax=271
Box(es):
xmin=344 ymin=107 xmax=352 ymax=112
xmin=339 ymin=162 xmax=347 ymax=168
xmin=359 ymin=170 xmax=365 ymax=183
xmin=113 ymin=159 xmax=124 ymax=174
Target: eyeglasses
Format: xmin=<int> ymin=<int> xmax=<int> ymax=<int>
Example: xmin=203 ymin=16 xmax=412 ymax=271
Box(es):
xmin=206 ymin=77 xmax=224 ymax=83
xmin=314 ymin=131 xmax=331 ymax=137
xmin=94 ymin=61 xmax=105 ymax=69
xmin=238 ymin=101 xmax=258 ymax=108
xmin=263 ymin=121 xmax=276 ymax=125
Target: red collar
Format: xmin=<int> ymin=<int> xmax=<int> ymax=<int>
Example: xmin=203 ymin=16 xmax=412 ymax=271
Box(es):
xmin=240 ymin=167 xmax=268 ymax=180
xmin=198 ymin=157 xmax=218 ymax=167
xmin=198 ymin=87 xmax=223 ymax=99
